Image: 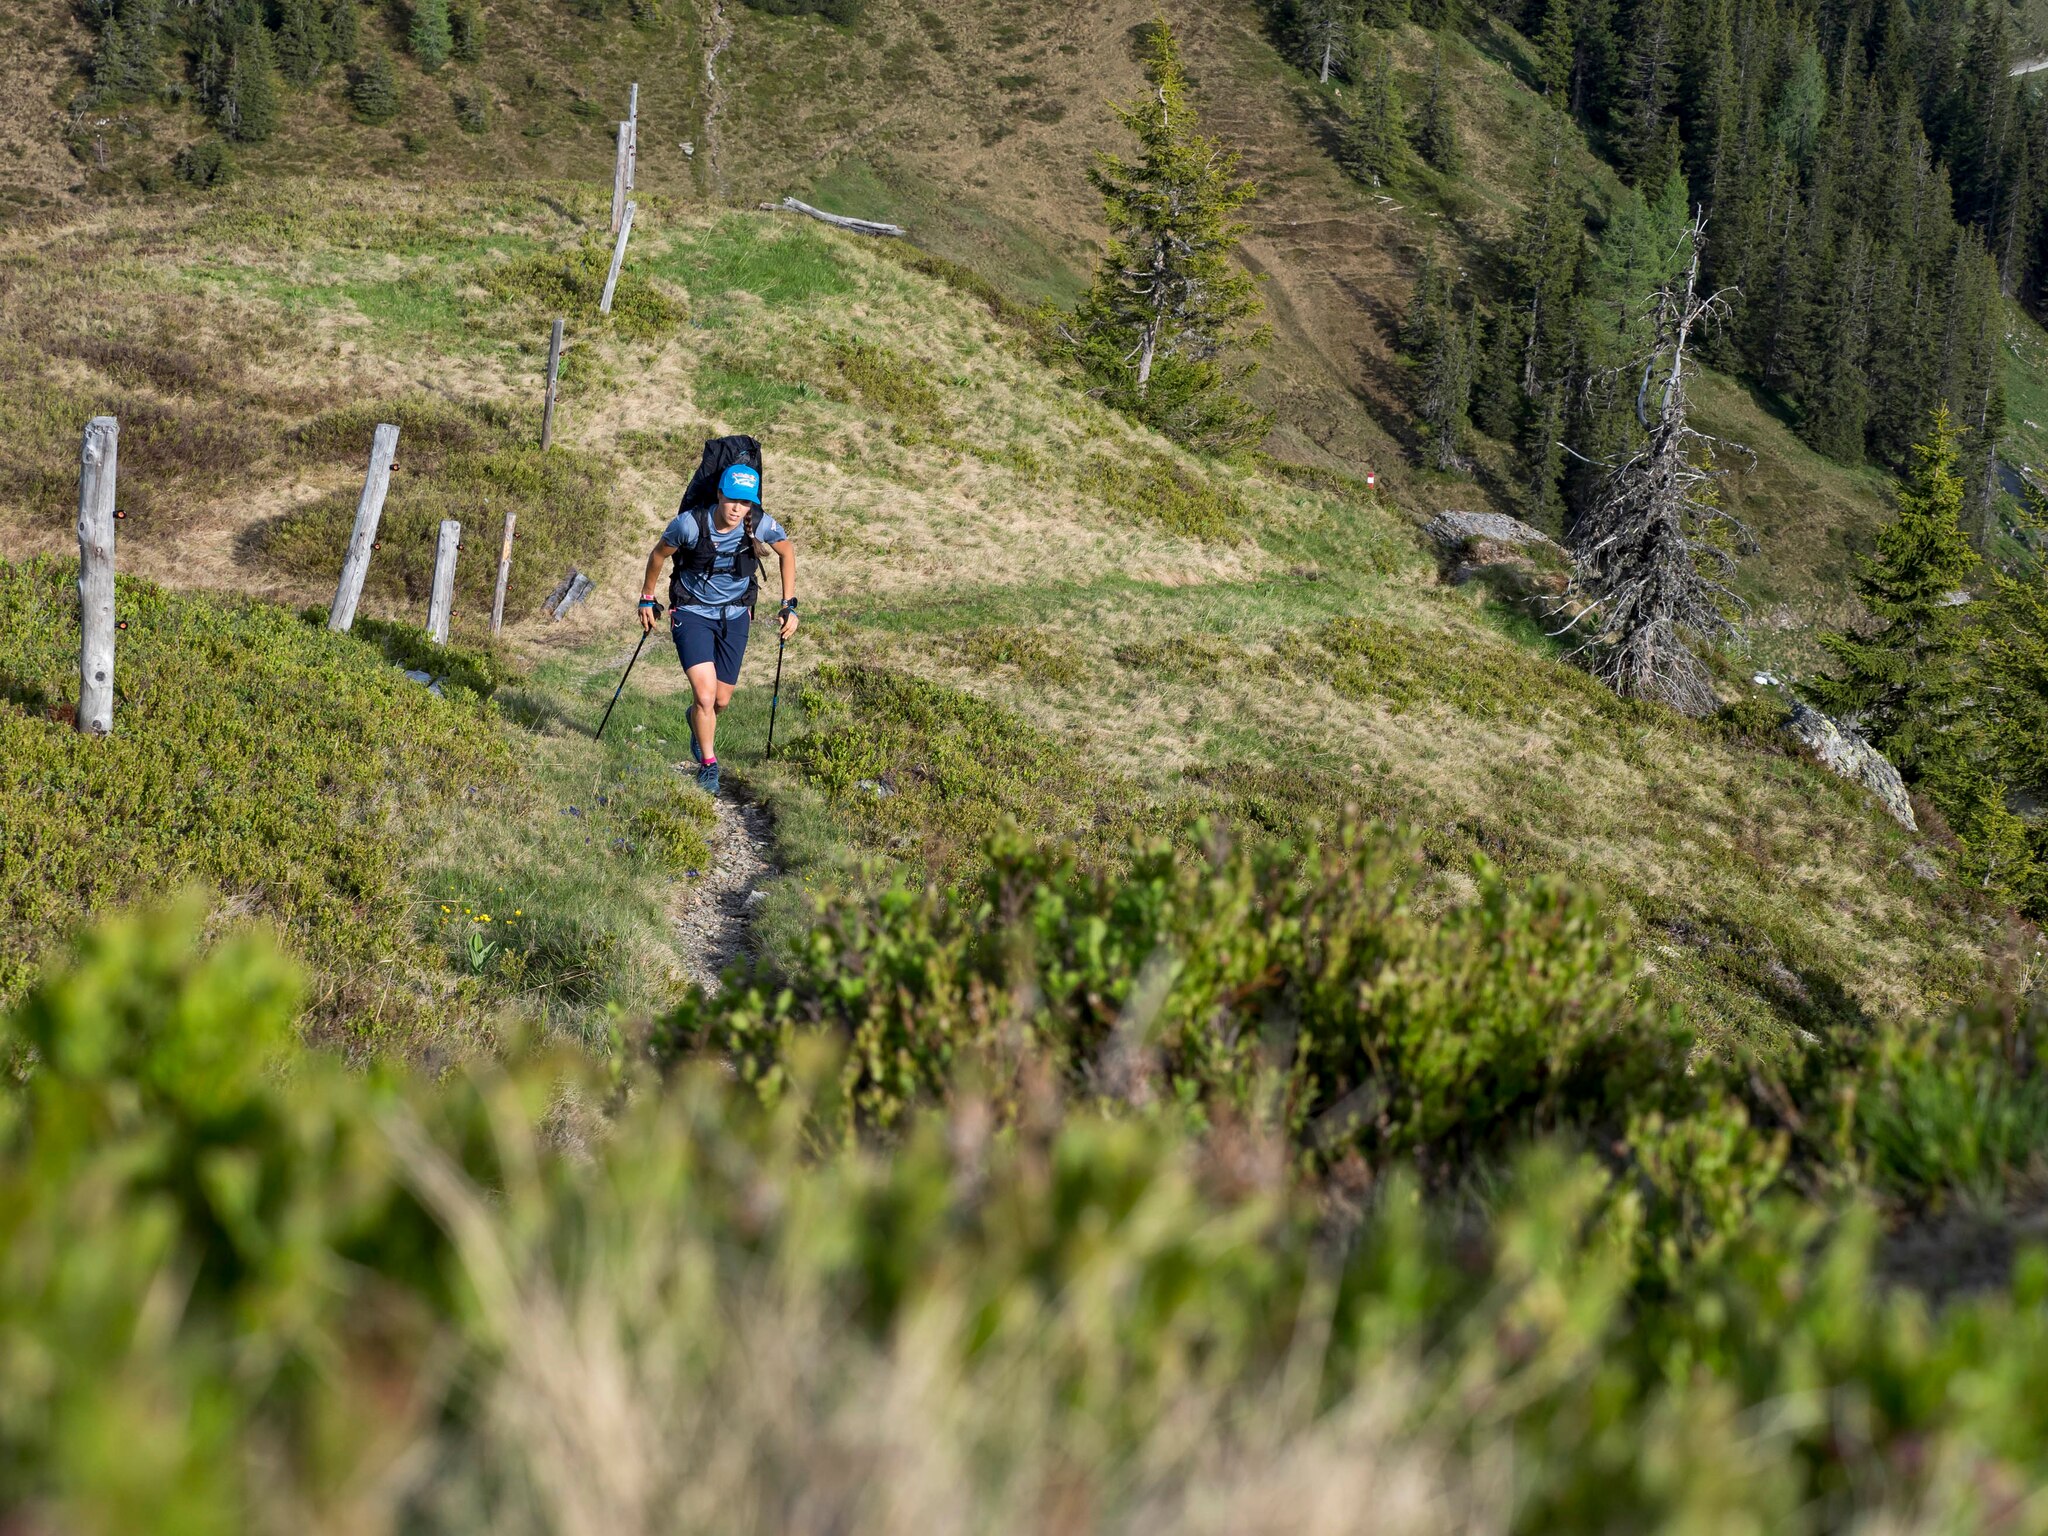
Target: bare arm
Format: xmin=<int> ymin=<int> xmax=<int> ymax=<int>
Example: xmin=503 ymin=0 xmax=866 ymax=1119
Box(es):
xmin=639 ymin=541 xmax=675 ymax=630
xmin=770 ymin=539 xmax=798 ymax=637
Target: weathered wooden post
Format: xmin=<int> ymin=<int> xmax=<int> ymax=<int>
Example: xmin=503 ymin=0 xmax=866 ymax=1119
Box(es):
xmin=328 ymin=423 xmax=399 ymax=633
xmin=625 ymin=82 xmax=638 ymax=193
xmin=540 ymin=317 xmax=564 ymax=450
xmin=427 ymin=518 xmax=461 ymax=644
xmin=75 ymin=416 xmax=119 ymax=736
xmin=611 ymin=123 xmax=630 ymax=234
xmin=600 ymin=201 xmax=635 ymax=316
xmin=490 ymin=509 xmax=517 ymax=636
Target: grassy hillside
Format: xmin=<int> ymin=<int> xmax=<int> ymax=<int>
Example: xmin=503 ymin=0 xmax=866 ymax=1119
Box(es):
xmin=26 ymin=0 xmax=2048 ymax=659
xmin=0 ymin=178 xmax=2017 ymax=1058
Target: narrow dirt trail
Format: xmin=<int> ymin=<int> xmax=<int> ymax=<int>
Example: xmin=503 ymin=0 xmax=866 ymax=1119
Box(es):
xmin=669 ymin=793 xmax=773 ymax=993
xmin=702 ymin=0 xmax=732 ymax=201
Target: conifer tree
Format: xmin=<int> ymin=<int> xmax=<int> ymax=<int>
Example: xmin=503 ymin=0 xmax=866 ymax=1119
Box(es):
xmin=1810 ymin=406 xmax=1980 ymax=762
xmin=1612 ymin=0 xmax=1677 ymax=183
xmin=1417 ymin=295 xmax=1474 ymax=472
xmin=350 ymin=48 xmax=401 ymax=123
xmin=1472 ymin=311 xmax=1522 ymax=439
xmin=1070 ymin=20 xmax=1269 ymax=451
xmin=90 ymin=0 xmax=164 ymax=101
xmin=1563 ymin=219 xmax=1750 ymax=716
xmin=1537 ymin=0 xmax=1573 ymax=100
xmin=450 ymin=0 xmax=485 ymax=63
xmin=1340 ymin=32 xmax=1404 ymax=186
xmin=275 ymin=0 xmax=327 ymax=85
xmin=1415 ymin=35 xmax=1460 ymax=174
xmin=328 ymin=0 xmax=358 ymax=64
xmin=409 ymin=0 xmax=452 ymax=72
xmin=1297 ymin=0 xmax=1358 ymax=84
xmin=218 ymin=25 xmax=279 ymax=142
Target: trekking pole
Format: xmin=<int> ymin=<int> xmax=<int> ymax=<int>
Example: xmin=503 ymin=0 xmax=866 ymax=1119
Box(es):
xmin=596 ymin=601 xmax=661 ymax=741
xmin=764 ymin=627 xmax=788 ymax=759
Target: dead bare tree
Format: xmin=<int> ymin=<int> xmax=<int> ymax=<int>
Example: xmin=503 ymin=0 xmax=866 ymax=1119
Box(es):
xmin=1559 ymin=218 xmax=1754 ymax=718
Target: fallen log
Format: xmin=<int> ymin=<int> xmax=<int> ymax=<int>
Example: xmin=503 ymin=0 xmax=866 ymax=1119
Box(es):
xmin=777 ymin=196 xmax=905 ymax=238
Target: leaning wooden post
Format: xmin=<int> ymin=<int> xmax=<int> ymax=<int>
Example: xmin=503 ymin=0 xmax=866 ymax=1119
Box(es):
xmin=75 ymin=416 xmax=119 ymax=737
xmin=540 ymin=317 xmax=564 ymax=450
xmin=611 ymin=123 xmax=630 ymax=234
xmin=328 ymin=423 xmax=399 ymax=633
xmin=427 ymin=518 xmax=461 ymax=644
xmin=490 ymin=509 xmax=517 ymax=636
xmin=600 ymin=201 xmax=635 ymax=316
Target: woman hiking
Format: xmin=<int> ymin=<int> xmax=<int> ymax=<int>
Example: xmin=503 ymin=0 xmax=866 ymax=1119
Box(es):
xmin=638 ymin=460 xmax=798 ymax=795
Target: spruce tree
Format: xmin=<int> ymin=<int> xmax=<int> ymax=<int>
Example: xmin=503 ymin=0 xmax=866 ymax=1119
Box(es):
xmin=1070 ymin=20 xmax=1269 ymax=451
xmin=1810 ymin=406 xmax=1980 ymax=762
xmin=275 ymin=0 xmax=327 ymax=85
xmin=1415 ymin=35 xmax=1460 ymax=174
xmin=410 ymin=0 xmax=452 ymax=72
xmin=1537 ymin=0 xmax=1574 ymax=100
xmin=219 ymin=26 xmax=280 ymax=142
xmin=450 ymin=0 xmax=485 ymax=62
xmin=90 ymin=0 xmax=164 ymax=101
xmin=1612 ymin=0 xmax=1677 ymax=184
xmin=1340 ymin=33 xmax=1404 ymax=187
xmin=350 ymin=47 xmax=401 ymax=123
xmin=1297 ymin=0 xmax=1358 ymax=84
xmin=328 ymin=0 xmax=359 ymax=64
xmin=1417 ymin=294 xmax=1474 ymax=472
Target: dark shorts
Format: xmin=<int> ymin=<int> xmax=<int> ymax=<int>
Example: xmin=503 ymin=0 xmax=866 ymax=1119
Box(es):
xmin=672 ymin=608 xmax=750 ymax=685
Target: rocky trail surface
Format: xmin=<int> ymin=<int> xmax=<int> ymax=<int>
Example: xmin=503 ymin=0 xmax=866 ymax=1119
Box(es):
xmin=670 ymin=791 xmax=773 ymax=994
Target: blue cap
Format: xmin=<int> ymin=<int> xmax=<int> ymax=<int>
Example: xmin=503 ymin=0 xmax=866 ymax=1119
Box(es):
xmin=718 ymin=463 xmax=761 ymax=504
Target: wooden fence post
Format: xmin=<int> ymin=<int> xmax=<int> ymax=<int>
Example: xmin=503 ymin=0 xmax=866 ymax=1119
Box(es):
xmin=611 ymin=124 xmax=630 ymax=234
xmin=328 ymin=423 xmax=399 ymax=633
xmin=427 ymin=518 xmax=461 ymax=644
xmin=490 ymin=509 xmax=517 ymax=636
xmin=540 ymin=317 xmax=564 ymax=450
xmin=75 ymin=415 xmax=119 ymax=736
xmin=600 ymin=201 xmax=635 ymax=316
xmin=625 ymin=82 xmax=638 ymax=193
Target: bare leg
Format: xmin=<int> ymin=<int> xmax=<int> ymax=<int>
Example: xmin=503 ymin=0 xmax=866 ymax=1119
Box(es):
xmin=686 ymin=661 xmax=721 ymax=760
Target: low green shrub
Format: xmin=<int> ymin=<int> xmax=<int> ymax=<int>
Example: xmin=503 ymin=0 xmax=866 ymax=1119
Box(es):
xmin=946 ymin=625 xmax=1084 ymax=684
xmin=828 ymin=335 xmax=941 ymax=419
xmin=1855 ymin=999 xmax=2048 ymax=1205
xmin=662 ymin=819 xmax=1686 ymax=1157
xmin=1089 ymin=446 xmax=1247 ymax=543
xmin=0 ymin=557 xmax=510 ymax=1014
xmin=784 ymin=663 xmax=1157 ymax=874
xmin=482 ymin=238 xmax=684 ymax=340
xmin=1278 ymin=614 xmax=1568 ymax=724
xmin=1114 ymin=629 xmax=1237 ymax=681
xmin=172 ymin=139 xmax=232 ymax=188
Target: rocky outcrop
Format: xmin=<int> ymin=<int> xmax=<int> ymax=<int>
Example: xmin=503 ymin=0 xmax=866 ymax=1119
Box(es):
xmin=1422 ymin=510 xmax=1571 ymax=597
xmin=1783 ymin=702 xmax=1917 ymax=830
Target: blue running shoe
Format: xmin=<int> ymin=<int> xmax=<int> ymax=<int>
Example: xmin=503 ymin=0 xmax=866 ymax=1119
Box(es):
xmin=696 ymin=758 xmax=721 ymax=797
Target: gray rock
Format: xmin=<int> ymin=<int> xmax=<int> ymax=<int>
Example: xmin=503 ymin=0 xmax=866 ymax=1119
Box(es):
xmin=1422 ymin=510 xmax=1566 ymax=554
xmin=1783 ymin=702 xmax=1917 ymax=830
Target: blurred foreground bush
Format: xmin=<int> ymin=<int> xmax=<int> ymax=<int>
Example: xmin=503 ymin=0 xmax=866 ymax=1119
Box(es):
xmin=6 ymin=894 xmax=2048 ymax=1531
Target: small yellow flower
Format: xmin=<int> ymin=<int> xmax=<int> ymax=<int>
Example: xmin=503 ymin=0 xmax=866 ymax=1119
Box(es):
xmin=514 ymin=909 xmax=522 ymax=916
xmin=480 ymin=914 xmax=492 ymax=922
xmin=440 ymin=904 xmax=451 ymax=913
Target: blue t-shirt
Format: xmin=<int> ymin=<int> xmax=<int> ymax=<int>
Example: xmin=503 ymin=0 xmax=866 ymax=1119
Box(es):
xmin=661 ymin=507 xmax=789 ymax=618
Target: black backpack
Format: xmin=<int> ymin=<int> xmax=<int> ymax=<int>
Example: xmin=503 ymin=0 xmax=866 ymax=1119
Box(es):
xmin=678 ymin=434 xmax=765 ymax=516
xmin=671 ymin=435 xmax=767 ymax=613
